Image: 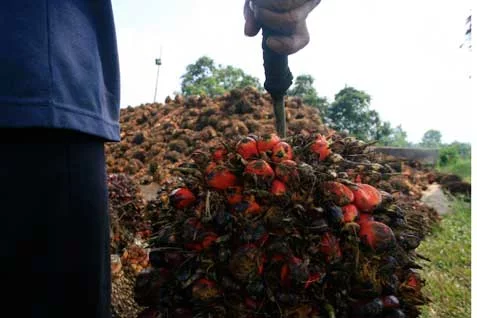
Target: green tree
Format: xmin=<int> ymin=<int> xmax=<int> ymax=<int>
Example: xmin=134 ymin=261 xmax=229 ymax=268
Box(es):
xmin=420 ymin=129 xmax=442 ymax=148
xmin=448 ymin=141 xmax=471 ymax=158
xmin=326 ymin=86 xmax=390 ymax=141
xmin=379 ymin=125 xmax=409 ymax=147
xmin=180 ymin=56 xmax=262 ymax=96
xmin=288 ymin=74 xmax=328 ymax=116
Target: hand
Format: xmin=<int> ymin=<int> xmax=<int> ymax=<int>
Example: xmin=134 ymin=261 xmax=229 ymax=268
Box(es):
xmin=244 ymin=0 xmax=321 ymax=55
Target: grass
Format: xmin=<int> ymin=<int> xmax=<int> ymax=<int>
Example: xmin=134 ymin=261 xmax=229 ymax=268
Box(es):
xmin=437 ymin=158 xmax=471 ymax=183
xmin=416 ymin=197 xmax=471 ymax=317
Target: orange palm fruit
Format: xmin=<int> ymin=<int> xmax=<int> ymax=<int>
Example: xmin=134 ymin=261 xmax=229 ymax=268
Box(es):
xmin=244 ymin=159 xmax=275 ymax=181
xmin=320 ymin=232 xmax=342 ymax=263
xmin=169 ymin=187 xmax=196 ymax=209
xmin=206 ymin=165 xmax=237 ymax=190
xmin=310 ymin=134 xmax=331 ymax=161
xmin=323 ymin=181 xmax=354 ymax=206
xmin=352 ymin=183 xmax=382 ymax=212
xmin=225 ymin=186 xmax=243 ymax=205
xmin=359 ymin=221 xmax=396 ymax=253
xmin=271 ymin=141 xmax=293 ymax=163
xmin=342 ymin=204 xmax=359 ymax=223
xmin=274 ymin=160 xmax=298 ymax=184
xmin=212 ymin=147 xmax=227 ymax=162
xmin=271 ymin=179 xmax=287 ymax=195
xmin=257 ymin=133 xmax=281 ymax=153
xmin=236 ymin=136 xmax=259 ymax=160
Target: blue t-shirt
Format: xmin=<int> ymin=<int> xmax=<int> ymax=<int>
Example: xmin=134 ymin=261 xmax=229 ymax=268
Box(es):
xmin=0 ymin=0 xmax=120 ymax=142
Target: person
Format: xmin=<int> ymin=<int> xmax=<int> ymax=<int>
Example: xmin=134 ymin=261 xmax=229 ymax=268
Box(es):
xmin=0 ymin=0 xmax=319 ymax=317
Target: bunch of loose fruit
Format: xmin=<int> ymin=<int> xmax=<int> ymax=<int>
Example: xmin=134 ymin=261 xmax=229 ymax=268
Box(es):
xmin=135 ymin=132 xmax=430 ymax=318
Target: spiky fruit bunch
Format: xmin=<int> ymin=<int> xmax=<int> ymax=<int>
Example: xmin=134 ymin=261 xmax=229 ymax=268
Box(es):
xmin=135 ymin=133 xmax=431 ymax=318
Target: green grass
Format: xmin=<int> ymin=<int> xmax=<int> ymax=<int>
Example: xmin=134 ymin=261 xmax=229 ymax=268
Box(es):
xmin=416 ymin=198 xmax=471 ymax=317
xmin=437 ymin=158 xmax=471 ymax=183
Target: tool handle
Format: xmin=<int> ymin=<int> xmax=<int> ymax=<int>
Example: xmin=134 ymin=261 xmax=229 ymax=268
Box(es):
xmin=262 ymin=28 xmax=294 ymax=98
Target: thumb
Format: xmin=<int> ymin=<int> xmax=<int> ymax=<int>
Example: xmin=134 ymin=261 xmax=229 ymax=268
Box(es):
xmin=244 ymin=0 xmax=261 ymax=36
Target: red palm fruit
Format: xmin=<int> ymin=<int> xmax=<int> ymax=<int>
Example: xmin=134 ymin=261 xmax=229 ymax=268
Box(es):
xmin=244 ymin=159 xmax=275 ymax=180
xmin=212 ymin=147 xmax=227 ymax=162
xmin=205 ymin=162 xmax=217 ymax=175
xmin=201 ymin=233 xmax=218 ymax=249
xmin=274 ymin=160 xmax=298 ymax=183
xmin=323 ymin=181 xmax=354 ymax=206
xmin=225 ymin=186 xmax=243 ymax=205
xmin=232 ymin=195 xmax=262 ymax=215
xmin=271 ymin=179 xmax=286 ymax=195
xmin=170 ymin=188 xmax=196 ymax=209
xmin=310 ymin=134 xmax=331 ymax=161
xmin=404 ymin=270 xmax=422 ymax=292
xmin=257 ymin=133 xmax=281 ymax=153
xmin=359 ymin=221 xmax=396 ymax=253
xmin=236 ymin=136 xmax=259 ymax=160
xmin=381 ymin=295 xmax=400 ymax=309
xmin=305 ymin=272 xmax=322 ymax=289
xmin=280 ymin=263 xmax=290 ymax=287
xmin=245 ymin=297 xmax=259 ymax=310
xmin=342 ymin=204 xmax=359 ymax=223
xmin=206 ymin=165 xmax=237 ymax=190
xmin=280 ymin=256 xmax=309 ymax=288
xmin=358 ymin=212 xmax=374 ymax=224
xmin=271 ymin=141 xmax=293 ymax=163
xmin=352 ymin=183 xmax=382 ymax=212
xmin=191 ymin=278 xmax=221 ymax=302
xmin=319 ymin=232 xmax=342 ymax=263
xmin=243 ymin=197 xmax=261 ymax=215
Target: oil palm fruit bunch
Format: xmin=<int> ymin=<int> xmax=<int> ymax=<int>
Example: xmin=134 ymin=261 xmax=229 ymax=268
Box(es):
xmin=136 ymin=132 xmax=430 ymax=318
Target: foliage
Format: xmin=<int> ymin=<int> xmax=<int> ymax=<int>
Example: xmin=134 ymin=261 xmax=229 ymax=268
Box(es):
xmin=417 ymin=198 xmax=471 ymax=317
xmin=326 ymin=86 xmax=391 ymax=141
xmin=438 ymin=142 xmax=471 ymax=181
xmin=180 ymin=56 xmax=262 ymax=97
xmin=447 ymin=141 xmax=471 ymax=158
xmin=378 ymin=125 xmax=409 ymax=147
xmin=438 ymin=158 xmax=471 ymax=183
xmin=288 ymin=74 xmax=328 ymax=116
xmin=420 ymin=129 xmax=442 ymax=148
xmin=439 ymin=145 xmax=460 ymax=166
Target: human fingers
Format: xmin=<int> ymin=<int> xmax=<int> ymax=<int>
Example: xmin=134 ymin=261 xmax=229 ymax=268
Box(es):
xmin=244 ymin=0 xmax=261 ymax=36
xmin=253 ymin=0 xmax=320 ymax=35
xmin=266 ymin=21 xmax=310 ymax=55
xmin=254 ymin=0 xmax=310 ymax=12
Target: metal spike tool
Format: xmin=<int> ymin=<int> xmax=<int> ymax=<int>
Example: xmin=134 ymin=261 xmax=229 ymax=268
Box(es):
xmin=261 ymin=27 xmax=293 ymax=138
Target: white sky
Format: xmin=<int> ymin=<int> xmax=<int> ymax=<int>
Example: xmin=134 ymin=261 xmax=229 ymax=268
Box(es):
xmin=111 ymin=0 xmax=474 ymax=144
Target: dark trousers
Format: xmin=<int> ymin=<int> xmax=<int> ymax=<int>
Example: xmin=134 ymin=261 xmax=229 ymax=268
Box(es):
xmin=0 ymin=129 xmax=111 ymax=317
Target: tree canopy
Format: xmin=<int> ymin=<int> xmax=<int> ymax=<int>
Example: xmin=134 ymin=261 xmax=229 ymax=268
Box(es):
xmin=420 ymin=129 xmax=442 ymax=148
xmin=288 ymin=74 xmax=328 ymax=116
xmin=326 ymin=86 xmax=391 ymax=142
xmin=379 ymin=125 xmax=409 ymax=147
xmin=180 ymin=56 xmax=262 ymax=96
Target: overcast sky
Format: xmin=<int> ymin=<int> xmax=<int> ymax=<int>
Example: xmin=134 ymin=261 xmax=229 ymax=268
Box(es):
xmin=111 ymin=0 xmax=473 ymax=144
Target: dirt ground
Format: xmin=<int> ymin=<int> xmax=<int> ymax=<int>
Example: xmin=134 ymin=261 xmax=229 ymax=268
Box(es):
xmin=420 ymin=184 xmax=453 ymax=215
